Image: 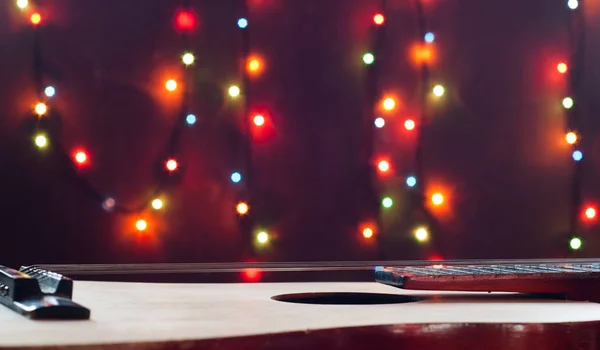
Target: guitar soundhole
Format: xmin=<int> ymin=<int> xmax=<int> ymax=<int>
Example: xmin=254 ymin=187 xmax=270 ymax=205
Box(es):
xmin=271 ymin=292 xmax=421 ymax=305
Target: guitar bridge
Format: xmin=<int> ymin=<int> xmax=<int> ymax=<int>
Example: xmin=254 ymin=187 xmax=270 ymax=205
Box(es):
xmin=0 ymin=265 xmax=90 ymax=320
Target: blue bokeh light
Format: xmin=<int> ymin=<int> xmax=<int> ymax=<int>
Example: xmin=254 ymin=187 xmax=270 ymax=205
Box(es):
xmin=406 ymin=176 xmax=417 ymax=187
xmin=237 ymin=18 xmax=248 ymax=29
xmin=186 ymin=114 xmax=197 ymax=125
xmin=231 ymin=172 xmax=242 ymax=183
xmin=572 ymin=150 xmax=583 ymax=161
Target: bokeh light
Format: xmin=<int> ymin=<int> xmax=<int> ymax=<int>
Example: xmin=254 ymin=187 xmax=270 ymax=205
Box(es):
xmin=433 ymin=85 xmax=445 ymax=97
xmin=231 ymin=172 xmax=242 ymax=183
xmin=424 ymin=32 xmax=435 ymax=43
xmin=34 ymin=102 xmax=47 ymax=116
xmin=165 ymin=158 xmax=178 ymax=172
xmin=135 ymin=219 xmax=148 ymax=232
xmin=30 ymin=13 xmax=41 ymax=25
xmin=562 ymin=97 xmax=573 ymax=109
xmin=73 ymin=150 xmax=88 ymax=165
xmin=557 ymin=62 xmax=568 ymax=74
xmin=34 ymin=134 xmax=48 ymax=148
xmin=228 ymin=85 xmax=241 ymax=98
xmin=570 ymin=237 xmax=582 ymax=250
xmin=404 ymin=119 xmax=416 ymax=131
xmin=406 ymin=176 xmax=417 ymax=188
xmin=567 ymin=0 xmax=578 ymax=10
xmin=382 ymin=197 xmax=393 ymax=208
xmin=373 ymin=13 xmax=385 ymax=25
xmin=584 ymin=206 xmax=597 ymax=221
xmin=247 ymin=56 xmax=263 ymax=75
xmin=253 ymin=114 xmax=265 ymax=126
xmin=362 ymin=227 xmax=374 ymax=239
xmin=44 ymin=86 xmax=56 ymax=97
xmin=382 ymin=97 xmax=396 ymax=111
xmin=377 ymin=160 xmax=390 ymax=173
xmin=414 ymin=227 xmax=429 ymax=242
xmin=374 ymin=117 xmax=385 ymax=128
xmin=565 ymin=132 xmax=578 ymax=144
xmin=237 ymin=202 xmax=249 ymax=215
xmin=175 ymin=10 xmax=196 ymax=31
xmin=16 ymin=0 xmax=28 ymax=10
xmin=186 ymin=114 xmax=196 ymax=125
xmin=572 ymin=150 xmax=583 ymax=161
xmin=151 ymin=198 xmax=163 ymax=210
xmin=363 ymin=53 xmax=375 ymax=65
xmin=431 ymin=192 xmax=444 ymax=206
xmin=237 ymin=18 xmax=248 ymax=29
xmin=256 ymin=231 xmax=269 ymax=244
xmin=165 ymin=79 xmax=177 ymax=91
xmin=181 ymin=52 xmax=195 ymax=65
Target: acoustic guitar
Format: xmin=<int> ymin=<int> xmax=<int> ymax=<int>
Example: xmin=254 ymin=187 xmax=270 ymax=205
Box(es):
xmin=2 ymin=259 xmax=600 ymax=349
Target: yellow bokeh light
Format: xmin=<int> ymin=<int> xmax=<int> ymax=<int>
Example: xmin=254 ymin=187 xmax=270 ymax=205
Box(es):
xmin=35 ymin=102 xmax=47 ymax=116
xmin=414 ymin=227 xmax=429 ymax=242
xmin=151 ymin=198 xmax=163 ymax=210
xmin=17 ymin=0 xmax=28 ymax=9
xmin=34 ymin=134 xmax=48 ymax=148
xmin=565 ymin=132 xmax=578 ymax=145
xmin=165 ymin=79 xmax=177 ymax=91
xmin=182 ymin=52 xmax=195 ymax=65
xmin=433 ymin=85 xmax=445 ymax=97
xmin=256 ymin=231 xmax=269 ymax=244
xmin=228 ymin=85 xmax=241 ymax=98
xmin=362 ymin=227 xmax=374 ymax=239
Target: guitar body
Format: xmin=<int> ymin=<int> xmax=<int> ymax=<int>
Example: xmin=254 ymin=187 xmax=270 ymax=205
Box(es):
xmin=2 ymin=279 xmax=600 ymax=349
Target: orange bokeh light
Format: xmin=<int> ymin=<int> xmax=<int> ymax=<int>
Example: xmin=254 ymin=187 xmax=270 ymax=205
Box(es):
xmin=237 ymin=202 xmax=249 ymax=215
xmin=377 ymin=160 xmax=390 ymax=173
xmin=362 ymin=227 xmax=374 ymax=239
xmin=135 ymin=219 xmax=148 ymax=232
xmin=404 ymin=119 xmax=416 ymax=131
xmin=247 ymin=56 xmax=264 ymax=76
xmin=565 ymin=132 xmax=578 ymax=145
xmin=410 ymin=43 xmax=436 ymax=66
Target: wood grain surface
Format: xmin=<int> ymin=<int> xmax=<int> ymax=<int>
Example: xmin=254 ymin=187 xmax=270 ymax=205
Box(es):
xmin=2 ymin=281 xmax=600 ymax=349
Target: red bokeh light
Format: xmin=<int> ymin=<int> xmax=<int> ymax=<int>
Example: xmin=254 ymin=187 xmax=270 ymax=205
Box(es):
xmin=242 ymin=268 xmax=262 ymax=282
xmin=404 ymin=119 xmax=416 ymax=131
xmin=373 ymin=13 xmax=385 ymax=25
xmin=73 ymin=150 xmax=88 ymax=165
xmin=557 ymin=62 xmax=568 ymax=74
xmin=584 ymin=206 xmax=597 ymax=221
xmin=175 ymin=10 xmax=196 ymax=31
xmin=165 ymin=158 xmax=178 ymax=172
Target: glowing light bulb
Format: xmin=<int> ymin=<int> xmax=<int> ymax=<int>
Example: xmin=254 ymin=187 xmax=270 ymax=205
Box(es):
xmin=568 ymin=0 xmax=579 ymax=10
xmin=414 ymin=227 xmax=429 ymax=242
xmin=231 ymin=172 xmax=242 ymax=183
xmin=237 ymin=18 xmax=248 ymax=28
xmin=237 ymin=202 xmax=249 ymax=215
xmin=363 ymin=53 xmax=375 ymax=65
xmin=431 ymin=193 xmax=444 ymax=206
xmin=35 ymin=102 xmax=47 ymax=116
xmin=377 ymin=160 xmax=390 ymax=172
xmin=186 ymin=114 xmax=196 ymax=125
xmin=135 ymin=219 xmax=148 ymax=232
xmin=570 ymin=237 xmax=582 ymax=250
xmin=406 ymin=176 xmax=417 ymax=187
xmin=557 ymin=62 xmax=568 ymax=74
xmin=565 ymin=132 xmax=578 ymax=144
xmin=253 ymin=114 xmax=265 ymax=126
xmin=34 ymin=134 xmax=48 ymax=148
xmin=373 ymin=13 xmax=385 ymax=25
xmin=165 ymin=79 xmax=177 ymax=91
xmin=228 ymin=85 xmax=241 ymax=98
xmin=362 ymin=227 xmax=374 ymax=239
xmin=585 ymin=207 xmax=596 ymax=220
xmin=433 ymin=85 xmax=445 ymax=97
xmin=563 ymin=97 xmax=574 ymax=109
xmin=256 ymin=231 xmax=269 ymax=244
xmin=182 ymin=52 xmax=195 ymax=65
xmin=102 ymin=197 xmax=115 ymax=211
xmin=382 ymin=98 xmax=395 ymax=111
xmin=44 ymin=86 xmax=56 ymax=97
xmin=30 ymin=13 xmax=41 ymax=25
xmin=165 ymin=158 xmax=178 ymax=172
xmin=374 ymin=117 xmax=385 ymax=128
xmin=151 ymin=198 xmax=163 ymax=210
xmin=404 ymin=119 xmax=416 ymax=131
xmin=382 ymin=197 xmax=393 ymax=208
xmin=16 ymin=0 xmax=28 ymax=9
xmin=74 ymin=151 xmax=87 ymax=164
xmin=424 ymin=32 xmax=435 ymax=43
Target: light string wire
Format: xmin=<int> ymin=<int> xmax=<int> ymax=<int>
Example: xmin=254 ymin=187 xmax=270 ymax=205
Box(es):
xmin=566 ymin=0 xmax=586 ymax=243
xmin=29 ymin=0 xmax=193 ymax=214
xmin=237 ymin=0 xmax=257 ymax=257
xmin=366 ymin=0 xmax=388 ymax=259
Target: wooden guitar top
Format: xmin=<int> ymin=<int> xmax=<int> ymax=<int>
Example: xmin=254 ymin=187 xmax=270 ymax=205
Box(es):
xmin=2 ymin=281 xmax=600 ymax=349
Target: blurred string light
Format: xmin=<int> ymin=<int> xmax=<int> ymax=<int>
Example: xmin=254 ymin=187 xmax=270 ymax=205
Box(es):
xmin=404 ymin=119 xmax=416 ymax=131
xmin=253 ymin=114 xmax=265 ymax=126
xmin=382 ymin=197 xmax=393 ymax=208
xmin=231 ymin=172 xmax=242 ymax=183
xmin=362 ymin=227 xmax=374 ymax=239
xmin=237 ymin=18 xmax=248 ymax=29
xmin=424 ymin=32 xmax=435 ymax=43
xmin=562 ymin=97 xmax=573 ymax=109
xmin=431 ymin=192 xmax=444 ymax=206
xmin=228 ymin=85 xmax=241 ymax=98
xmin=572 ymin=150 xmax=583 ymax=161
xmin=18 ymin=3 xmax=200 ymax=230
xmin=432 ymin=84 xmax=445 ymax=97
xmin=567 ymin=0 xmax=578 ymax=10
xmin=557 ymin=62 xmax=568 ymax=74
xmin=414 ymin=227 xmax=429 ymax=242
xmin=16 ymin=0 xmax=28 ymax=9
xmin=570 ymin=237 xmax=582 ymax=250
xmin=44 ymin=86 xmax=55 ymax=97
xmin=373 ymin=13 xmax=385 ymax=26
xmin=256 ymin=231 xmax=269 ymax=244
xmin=406 ymin=176 xmax=417 ymax=188
xmin=565 ymin=131 xmax=578 ymax=144
xmin=363 ymin=53 xmax=375 ymax=65
xmin=374 ymin=117 xmax=385 ymax=128
xmin=236 ymin=202 xmax=249 ymax=215
xmin=186 ymin=113 xmax=197 ymax=125
xmin=382 ymin=97 xmax=396 ymax=111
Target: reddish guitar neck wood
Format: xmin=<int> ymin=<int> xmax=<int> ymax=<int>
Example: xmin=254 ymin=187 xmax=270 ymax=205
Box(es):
xmin=375 ymin=263 xmax=600 ymax=302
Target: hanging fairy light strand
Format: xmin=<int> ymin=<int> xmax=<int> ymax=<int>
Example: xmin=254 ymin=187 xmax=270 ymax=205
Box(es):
xmin=564 ymin=0 xmax=592 ymax=251
xmin=21 ymin=0 xmax=197 ymax=219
